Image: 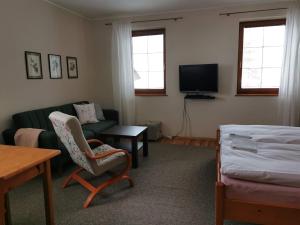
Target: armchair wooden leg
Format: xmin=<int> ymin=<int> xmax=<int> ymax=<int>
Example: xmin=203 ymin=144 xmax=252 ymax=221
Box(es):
xmin=63 ymin=152 xmax=133 ymax=208
xmin=62 ymin=167 xmax=84 ymax=188
xmin=83 ymin=172 xmax=133 ymax=208
xmin=122 ymin=175 xmax=134 ymax=187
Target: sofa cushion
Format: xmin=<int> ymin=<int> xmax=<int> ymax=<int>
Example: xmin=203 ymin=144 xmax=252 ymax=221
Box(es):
xmin=82 ymin=120 xmax=117 ymax=137
xmin=73 ymin=103 xmax=98 ymax=124
xmin=12 ymin=101 xmax=87 ymax=130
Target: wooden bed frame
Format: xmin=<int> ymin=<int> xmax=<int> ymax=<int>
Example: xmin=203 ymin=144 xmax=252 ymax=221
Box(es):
xmin=215 ymin=129 xmax=300 ymax=225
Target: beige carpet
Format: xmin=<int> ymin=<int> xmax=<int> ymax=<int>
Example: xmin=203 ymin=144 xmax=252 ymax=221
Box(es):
xmin=8 ymin=143 xmax=254 ymax=225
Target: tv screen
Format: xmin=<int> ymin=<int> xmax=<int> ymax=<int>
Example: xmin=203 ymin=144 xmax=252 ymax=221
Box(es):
xmin=179 ymin=64 xmax=218 ymax=92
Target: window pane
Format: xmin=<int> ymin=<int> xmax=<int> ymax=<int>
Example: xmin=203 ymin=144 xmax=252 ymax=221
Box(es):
xmin=263 ymin=47 xmax=283 ymax=68
xmin=148 ymin=53 xmax=163 ymax=71
xmin=238 ymin=20 xmax=285 ymax=93
xmin=148 ymin=35 xmax=164 ymax=53
xmin=261 ymin=68 xmax=281 ymax=88
xmin=132 ymin=36 xmax=148 ymax=53
xmin=133 ymin=54 xmax=148 ymax=72
xmin=243 ymin=27 xmax=263 ymax=47
xmin=263 ymin=26 xmax=285 ymax=47
xmin=149 ymin=72 xmax=164 ymax=89
xmin=241 ymin=68 xmax=262 ymax=88
xmin=134 ymin=71 xmax=148 ymax=89
xmin=132 ymin=29 xmax=165 ymax=92
xmin=242 ymin=47 xmax=262 ymax=68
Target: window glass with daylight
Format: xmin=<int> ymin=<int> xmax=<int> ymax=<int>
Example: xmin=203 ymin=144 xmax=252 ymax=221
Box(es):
xmin=237 ymin=19 xmax=286 ymax=95
xmin=132 ymin=29 xmax=166 ymax=95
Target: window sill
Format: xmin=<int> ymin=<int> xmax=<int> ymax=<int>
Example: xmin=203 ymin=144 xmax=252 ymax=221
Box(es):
xmin=135 ymin=93 xmax=168 ymax=96
xmin=135 ymin=89 xmax=167 ymax=96
xmin=235 ymin=93 xmax=278 ymax=96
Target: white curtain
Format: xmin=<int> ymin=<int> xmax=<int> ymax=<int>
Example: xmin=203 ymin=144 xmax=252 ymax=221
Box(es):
xmin=111 ymin=21 xmax=135 ymax=125
xmin=278 ymin=1 xmax=300 ymax=126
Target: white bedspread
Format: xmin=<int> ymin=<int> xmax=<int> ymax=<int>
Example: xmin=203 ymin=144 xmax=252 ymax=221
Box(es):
xmin=220 ymin=125 xmax=300 ymax=187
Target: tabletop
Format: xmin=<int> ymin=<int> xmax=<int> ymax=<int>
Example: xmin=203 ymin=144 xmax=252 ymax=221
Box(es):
xmin=0 ymin=145 xmax=60 ymax=180
xmin=100 ymin=125 xmax=147 ymax=138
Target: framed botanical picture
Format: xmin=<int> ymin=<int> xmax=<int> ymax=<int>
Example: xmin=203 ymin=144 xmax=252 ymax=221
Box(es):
xmin=48 ymin=54 xmax=62 ymax=79
xmin=66 ymin=56 xmax=78 ymax=79
xmin=25 ymin=51 xmax=43 ymax=79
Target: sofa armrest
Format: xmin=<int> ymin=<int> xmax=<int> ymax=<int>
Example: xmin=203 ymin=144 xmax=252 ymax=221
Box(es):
xmin=103 ymin=109 xmax=119 ymax=124
xmin=2 ymin=128 xmax=17 ymax=145
xmin=38 ymin=131 xmax=59 ymax=149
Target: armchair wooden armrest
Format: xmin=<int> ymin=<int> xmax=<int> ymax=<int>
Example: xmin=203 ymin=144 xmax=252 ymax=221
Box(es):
xmin=85 ymin=149 xmax=129 ymax=160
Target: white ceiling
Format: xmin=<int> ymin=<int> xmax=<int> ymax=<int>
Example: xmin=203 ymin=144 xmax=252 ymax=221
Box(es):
xmin=47 ymin=0 xmax=288 ymax=19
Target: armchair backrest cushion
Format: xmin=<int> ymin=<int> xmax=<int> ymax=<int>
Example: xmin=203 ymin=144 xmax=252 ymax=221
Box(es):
xmin=13 ymin=101 xmax=88 ymax=130
xmin=49 ymin=111 xmax=95 ymax=174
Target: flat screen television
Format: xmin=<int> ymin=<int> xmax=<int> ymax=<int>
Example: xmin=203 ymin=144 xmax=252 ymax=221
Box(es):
xmin=179 ymin=64 xmax=218 ymax=93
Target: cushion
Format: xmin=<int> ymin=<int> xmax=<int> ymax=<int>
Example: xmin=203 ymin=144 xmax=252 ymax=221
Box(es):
xmin=82 ymin=120 xmax=117 ymax=137
xmin=92 ymin=144 xmax=126 ymax=176
xmin=93 ymin=103 xmax=105 ymax=120
xmin=73 ymin=103 xmax=98 ymax=125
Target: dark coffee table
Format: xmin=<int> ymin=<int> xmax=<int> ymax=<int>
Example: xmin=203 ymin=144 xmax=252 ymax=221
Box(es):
xmin=100 ymin=126 xmax=148 ymax=168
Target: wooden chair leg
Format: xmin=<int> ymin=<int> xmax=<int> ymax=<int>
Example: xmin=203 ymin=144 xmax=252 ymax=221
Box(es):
xmin=83 ymin=172 xmax=133 ymax=208
xmin=62 ymin=167 xmax=83 ymax=188
xmin=83 ymin=158 xmax=133 ymax=208
xmin=65 ymin=154 xmax=133 ymax=208
xmin=122 ymin=175 xmax=134 ymax=187
xmin=83 ymin=191 xmax=98 ymax=209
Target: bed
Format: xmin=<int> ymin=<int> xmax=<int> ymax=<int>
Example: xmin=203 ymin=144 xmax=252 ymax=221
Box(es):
xmin=215 ymin=125 xmax=300 ymax=225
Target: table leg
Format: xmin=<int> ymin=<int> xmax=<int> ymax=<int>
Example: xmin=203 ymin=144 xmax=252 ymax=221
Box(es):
xmin=42 ymin=160 xmax=55 ymax=225
xmin=131 ymin=137 xmax=138 ymax=169
xmin=5 ymin=193 xmax=12 ymax=225
xmin=143 ymin=129 xmax=148 ymax=157
xmin=0 ymin=186 xmax=5 ymax=225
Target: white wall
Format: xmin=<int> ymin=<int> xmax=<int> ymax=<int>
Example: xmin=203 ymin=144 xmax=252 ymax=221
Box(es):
xmin=0 ymin=0 xmax=97 ymax=142
xmin=92 ymin=2 xmax=289 ymax=138
xmin=0 ymin=1 xmax=290 ymax=143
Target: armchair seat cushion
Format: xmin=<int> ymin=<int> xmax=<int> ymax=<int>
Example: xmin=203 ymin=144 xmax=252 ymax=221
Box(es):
xmin=92 ymin=144 xmax=127 ymax=176
xmin=82 ymin=120 xmax=117 ymax=137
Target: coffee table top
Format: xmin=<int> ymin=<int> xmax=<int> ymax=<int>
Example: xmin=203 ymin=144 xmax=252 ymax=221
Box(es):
xmin=100 ymin=125 xmax=147 ymax=138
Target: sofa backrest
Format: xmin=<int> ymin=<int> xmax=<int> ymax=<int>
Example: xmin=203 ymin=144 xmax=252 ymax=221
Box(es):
xmin=12 ymin=101 xmax=88 ymax=130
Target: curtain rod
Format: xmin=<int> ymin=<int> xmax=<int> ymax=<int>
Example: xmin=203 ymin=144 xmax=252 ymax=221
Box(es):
xmin=219 ymin=7 xmax=287 ymax=16
xmin=105 ymin=17 xmax=183 ymax=26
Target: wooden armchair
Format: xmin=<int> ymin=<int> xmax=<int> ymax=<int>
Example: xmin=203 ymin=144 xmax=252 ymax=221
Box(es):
xmin=49 ymin=111 xmax=133 ymax=208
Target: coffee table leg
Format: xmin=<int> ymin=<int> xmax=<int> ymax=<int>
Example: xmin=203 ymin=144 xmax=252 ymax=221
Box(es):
xmin=131 ymin=137 xmax=138 ymax=169
xmin=43 ymin=160 xmax=55 ymax=225
xmin=143 ymin=130 xmax=148 ymax=157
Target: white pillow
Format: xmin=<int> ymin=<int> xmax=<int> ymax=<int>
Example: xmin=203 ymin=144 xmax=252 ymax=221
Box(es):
xmin=93 ymin=103 xmax=105 ymax=120
xmin=73 ymin=103 xmax=98 ymax=124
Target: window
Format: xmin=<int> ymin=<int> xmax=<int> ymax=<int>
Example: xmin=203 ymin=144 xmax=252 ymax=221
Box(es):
xmin=237 ymin=19 xmax=286 ymax=96
xmin=132 ymin=29 xmax=166 ymax=96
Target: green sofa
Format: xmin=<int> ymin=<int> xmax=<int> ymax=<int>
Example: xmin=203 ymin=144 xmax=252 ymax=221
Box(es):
xmin=2 ymin=101 xmax=119 ymax=172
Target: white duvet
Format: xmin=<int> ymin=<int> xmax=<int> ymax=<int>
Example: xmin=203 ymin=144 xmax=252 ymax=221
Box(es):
xmin=220 ymin=125 xmax=300 ymax=187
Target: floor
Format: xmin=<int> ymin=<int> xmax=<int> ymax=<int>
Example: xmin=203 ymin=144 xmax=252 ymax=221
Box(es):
xmin=160 ymin=136 xmax=216 ymax=148
xmin=8 ymin=143 xmax=251 ymax=225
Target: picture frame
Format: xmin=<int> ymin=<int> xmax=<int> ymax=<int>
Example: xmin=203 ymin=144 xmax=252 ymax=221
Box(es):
xmin=66 ymin=56 xmax=78 ymax=79
xmin=48 ymin=54 xmax=62 ymax=79
xmin=25 ymin=51 xmax=43 ymax=79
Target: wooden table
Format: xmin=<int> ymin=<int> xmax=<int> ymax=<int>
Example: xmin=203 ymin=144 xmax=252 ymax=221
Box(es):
xmin=0 ymin=145 xmax=60 ymax=225
xmin=100 ymin=126 xmax=148 ymax=168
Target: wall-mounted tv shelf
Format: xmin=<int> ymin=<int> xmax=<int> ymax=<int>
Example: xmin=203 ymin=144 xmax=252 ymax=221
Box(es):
xmin=185 ymin=94 xmax=216 ymax=100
